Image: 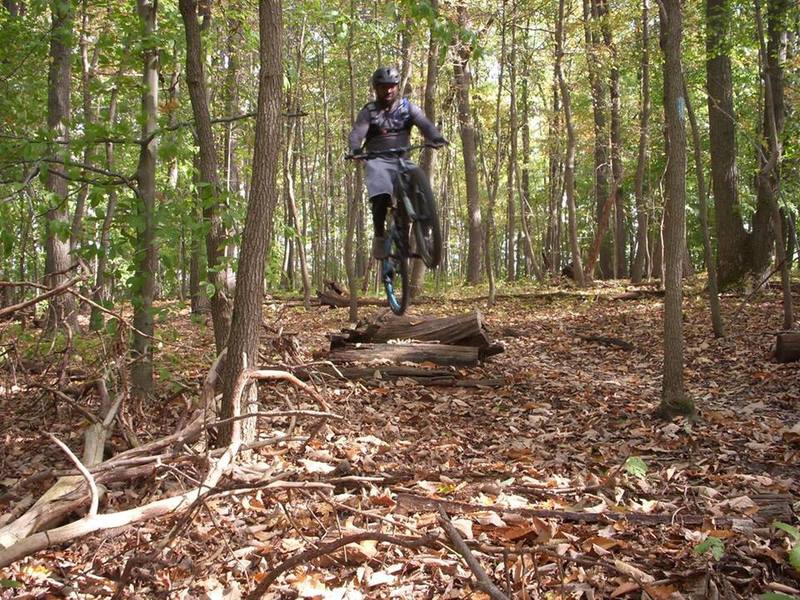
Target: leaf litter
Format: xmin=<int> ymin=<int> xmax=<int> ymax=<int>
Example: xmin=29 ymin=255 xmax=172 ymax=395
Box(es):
xmin=0 ymin=283 xmax=798 ymax=598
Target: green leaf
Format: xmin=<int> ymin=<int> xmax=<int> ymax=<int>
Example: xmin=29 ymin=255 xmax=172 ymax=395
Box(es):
xmin=773 ymin=522 xmax=800 ymax=542
xmin=204 ymin=282 xmax=216 ymax=298
xmin=760 ymin=593 xmax=800 ymax=600
xmin=790 ymin=543 xmax=800 ymax=573
xmin=0 ymin=580 xmax=21 ymax=589
xmin=623 ymin=456 xmax=647 ymax=479
xmin=694 ymin=536 xmax=725 ymax=561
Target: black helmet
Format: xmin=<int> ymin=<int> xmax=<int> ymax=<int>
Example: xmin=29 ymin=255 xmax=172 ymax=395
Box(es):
xmin=372 ymin=67 xmax=400 ymax=87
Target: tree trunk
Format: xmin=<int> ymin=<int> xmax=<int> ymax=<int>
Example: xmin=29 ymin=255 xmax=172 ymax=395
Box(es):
xmin=44 ymin=0 xmax=77 ymax=332
xmin=454 ymin=4 xmax=483 ymax=285
xmin=344 ymin=0 xmax=360 ymax=323
xmin=684 ymin=78 xmax=724 ymax=337
xmin=131 ymin=0 xmax=159 ymax=400
xmin=506 ymin=3 xmax=518 ymax=281
xmin=657 ymin=0 xmax=694 ymax=419
xmin=90 ymin=79 xmax=121 ymax=331
xmin=755 ymin=0 xmax=793 ymax=330
xmin=219 ymin=0 xmax=283 ymax=446
xmin=631 ymin=0 xmax=651 ymax=284
xmin=601 ymin=0 xmax=625 ymax=278
xmin=706 ymin=0 xmax=748 ymax=288
xmin=411 ymin=0 xmax=441 ymax=298
xmin=583 ymin=0 xmax=612 ymax=279
xmin=179 ymin=0 xmax=233 ymax=355
xmin=556 ymin=0 xmax=585 ymax=286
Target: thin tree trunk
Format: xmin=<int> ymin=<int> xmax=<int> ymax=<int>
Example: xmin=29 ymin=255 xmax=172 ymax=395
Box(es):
xmin=658 ymin=0 xmax=694 ymax=419
xmin=582 ymin=0 xmax=612 ymax=279
xmin=411 ymin=0 xmax=441 ymax=298
xmin=454 ymin=4 xmax=483 ymax=285
xmin=755 ymin=0 xmax=793 ymax=330
xmin=506 ymin=2 xmax=518 ymax=281
xmin=219 ymin=0 xmax=283 ymax=446
xmin=179 ymin=0 xmax=232 ymax=354
xmin=44 ymin=0 xmax=77 ymax=332
xmin=556 ymin=0 xmax=584 ymax=286
xmin=344 ymin=1 xmax=360 ymax=323
xmin=631 ymin=0 xmax=651 ymax=284
xmin=90 ymin=79 xmax=121 ymax=331
xmin=684 ymin=78 xmax=725 ymax=338
xmin=131 ymin=0 xmax=159 ymax=400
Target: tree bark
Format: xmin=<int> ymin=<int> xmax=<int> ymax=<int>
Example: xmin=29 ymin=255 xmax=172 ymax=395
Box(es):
xmin=706 ymin=0 xmax=748 ymax=288
xmin=179 ymin=0 xmax=233 ymax=354
xmin=582 ymin=0 xmax=612 ymax=279
xmin=631 ymin=0 xmax=651 ymax=284
xmin=506 ymin=2 xmax=518 ymax=281
xmin=684 ymin=78 xmax=725 ymax=337
xmin=131 ymin=0 xmax=159 ymax=400
xmin=411 ymin=0 xmax=441 ymax=297
xmin=556 ymin=0 xmax=585 ymax=286
xmin=44 ymin=0 xmax=77 ymax=332
xmin=454 ymin=4 xmax=483 ymax=285
xmin=219 ymin=0 xmax=283 ymax=446
xmin=657 ymin=0 xmax=694 ymax=419
xmin=90 ymin=78 xmax=121 ymax=331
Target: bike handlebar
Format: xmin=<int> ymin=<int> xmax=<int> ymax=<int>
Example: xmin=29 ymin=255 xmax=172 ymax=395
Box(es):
xmin=345 ymin=142 xmax=448 ymax=161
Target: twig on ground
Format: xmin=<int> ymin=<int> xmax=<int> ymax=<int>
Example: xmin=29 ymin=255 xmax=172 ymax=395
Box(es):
xmin=437 ymin=506 xmax=510 ymax=600
xmin=246 ymin=531 xmax=438 ymax=600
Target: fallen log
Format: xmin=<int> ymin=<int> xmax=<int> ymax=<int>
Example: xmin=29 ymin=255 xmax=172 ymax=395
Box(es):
xmin=317 ymin=290 xmax=385 ymax=309
xmin=341 ymin=310 xmax=491 ymax=347
xmin=776 ymin=331 xmax=800 ymax=363
xmin=328 ymin=342 xmax=501 ymax=367
xmin=290 ymin=364 xmax=504 ymax=387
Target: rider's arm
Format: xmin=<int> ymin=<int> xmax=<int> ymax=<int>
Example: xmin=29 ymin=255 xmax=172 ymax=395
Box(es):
xmin=348 ymin=106 xmax=371 ymax=154
xmin=408 ymin=102 xmax=445 ymax=143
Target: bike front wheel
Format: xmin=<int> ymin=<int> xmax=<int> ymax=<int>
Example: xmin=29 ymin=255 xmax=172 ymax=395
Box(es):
xmin=406 ymin=166 xmax=442 ymax=269
xmin=383 ymin=230 xmax=410 ymax=315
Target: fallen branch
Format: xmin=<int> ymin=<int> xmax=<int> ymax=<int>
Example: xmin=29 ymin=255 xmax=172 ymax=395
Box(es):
xmin=47 ymin=433 xmax=99 ymax=517
xmin=437 ymin=506 xmax=510 ymax=600
xmin=0 ymin=275 xmax=84 ymax=319
xmin=247 ymin=531 xmax=438 ymax=599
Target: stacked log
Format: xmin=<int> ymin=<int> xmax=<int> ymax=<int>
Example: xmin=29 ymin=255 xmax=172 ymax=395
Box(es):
xmin=327 ymin=311 xmax=504 ymax=370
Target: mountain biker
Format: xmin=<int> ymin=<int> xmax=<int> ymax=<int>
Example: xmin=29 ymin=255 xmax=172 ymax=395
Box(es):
xmin=348 ymin=66 xmax=447 ymax=260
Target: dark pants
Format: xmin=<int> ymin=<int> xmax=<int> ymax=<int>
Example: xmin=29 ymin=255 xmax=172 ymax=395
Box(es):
xmin=370 ymin=194 xmax=390 ymax=236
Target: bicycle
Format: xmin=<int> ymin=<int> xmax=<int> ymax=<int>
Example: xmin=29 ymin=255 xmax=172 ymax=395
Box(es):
xmin=347 ymin=143 xmax=444 ymax=315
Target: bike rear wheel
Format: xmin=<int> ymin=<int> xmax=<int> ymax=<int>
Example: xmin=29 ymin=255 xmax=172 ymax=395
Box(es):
xmin=383 ymin=222 xmax=410 ymax=315
xmin=406 ymin=166 xmax=442 ymax=269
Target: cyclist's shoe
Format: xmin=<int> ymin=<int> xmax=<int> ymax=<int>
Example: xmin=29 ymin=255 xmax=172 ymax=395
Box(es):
xmin=372 ymin=236 xmax=388 ymax=260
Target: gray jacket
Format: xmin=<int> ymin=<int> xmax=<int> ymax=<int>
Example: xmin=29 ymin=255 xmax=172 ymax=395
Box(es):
xmin=349 ymin=97 xmax=441 ymax=154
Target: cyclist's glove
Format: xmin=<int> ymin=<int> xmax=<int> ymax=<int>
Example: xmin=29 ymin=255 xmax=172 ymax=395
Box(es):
xmin=350 ymin=147 xmax=364 ymax=158
xmin=430 ymin=137 xmax=448 ymax=147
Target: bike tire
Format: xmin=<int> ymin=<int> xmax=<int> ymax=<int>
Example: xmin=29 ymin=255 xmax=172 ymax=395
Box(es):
xmin=406 ymin=166 xmax=442 ymax=269
xmin=383 ymin=224 xmax=410 ymax=315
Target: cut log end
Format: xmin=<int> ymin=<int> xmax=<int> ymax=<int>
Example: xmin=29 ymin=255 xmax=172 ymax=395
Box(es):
xmin=776 ymin=332 xmax=800 ymax=363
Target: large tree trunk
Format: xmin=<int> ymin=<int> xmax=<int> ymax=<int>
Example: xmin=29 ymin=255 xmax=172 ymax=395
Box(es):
xmin=131 ymin=0 xmax=159 ymax=400
xmin=631 ymin=0 xmax=651 ymax=284
xmin=583 ymin=0 xmax=612 ymax=279
xmin=44 ymin=0 xmax=77 ymax=332
xmin=556 ymin=0 xmax=585 ymax=286
xmin=706 ymin=0 xmax=748 ymax=288
xmin=454 ymin=4 xmax=483 ymax=285
xmin=657 ymin=0 xmax=693 ymax=419
xmin=219 ymin=0 xmax=283 ymax=446
xmin=179 ymin=0 xmax=233 ymax=354
xmin=411 ymin=0 xmax=441 ymax=297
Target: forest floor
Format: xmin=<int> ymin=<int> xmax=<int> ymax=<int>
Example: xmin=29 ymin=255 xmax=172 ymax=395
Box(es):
xmin=1 ymin=278 xmax=799 ymax=599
